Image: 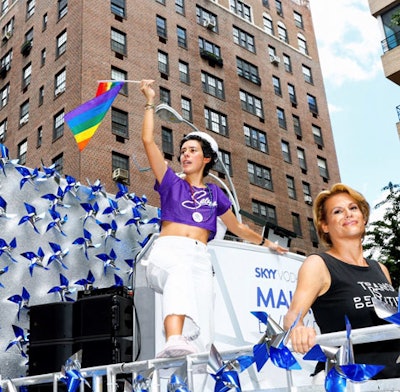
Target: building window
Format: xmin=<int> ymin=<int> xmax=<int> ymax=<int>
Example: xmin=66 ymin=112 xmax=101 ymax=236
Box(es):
xmin=292 ymin=114 xmax=302 ymax=138
xmin=204 ymin=107 xmax=228 ymax=136
xmin=233 ymin=26 xmax=255 ymax=52
xmin=262 ymin=0 xmax=269 ymax=7
xmin=0 ymin=118 xmax=7 ymax=142
xmin=39 ymin=85 xmax=44 ymax=106
xmin=181 ymin=96 xmax=192 ymax=122
xmin=0 ymin=83 xmax=10 ymax=108
xmin=302 ymin=181 xmax=312 ymax=204
xmin=177 ymin=26 xmax=187 ymax=48
xmin=281 ymin=140 xmax=291 ymax=163
xmin=252 ymin=199 xmax=277 ymax=225
xmin=201 ymin=72 xmax=224 ymax=99
xmin=312 ymin=124 xmax=324 ymax=148
xmin=297 ymin=147 xmax=307 ymax=171
xmin=240 ymin=90 xmax=264 ymax=118
xmin=162 ymin=127 xmax=174 ymax=157
xmin=41 ymin=48 xmax=46 ymax=66
xmin=2 ymin=16 xmax=14 ymax=39
xmin=199 ymin=37 xmax=221 ymax=56
xmin=37 ymin=126 xmax=42 ymax=147
xmin=248 ymin=161 xmax=273 ymax=190
xmin=55 ymin=68 xmax=66 ymax=96
xmin=294 ymin=11 xmax=304 ymax=29
xmin=286 ymin=175 xmax=296 ymax=199
xmin=1 ymin=0 xmax=9 ymax=15
xmin=112 ymin=152 xmax=130 ymax=182
xmin=58 ymin=0 xmax=68 ymax=20
xmin=196 ymin=6 xmax=218 ymax=32
xmin=308 ymin=218 xmax=318 ymax=244
xmin=20 ymin=100 xmax=30 ymax=126
xmin=160 ymin=87 xmax=171 ymax=105
xmin=56 ymin=30 xmax=67 ymax=57
xmin=158 ymin=50 xmax=169 ymax=76
xmin=283 ymin=54 xmax=292 ymax=72
xmin=52 ymin=153 xmax=63 ymax=175
xmin=26 ymin=0 xmax=35 ymax=19
xmin=244 ymin=124 xmax=268 ymax=153
xmin=263 ymin=13 xmax=273 ymax=35
xmin=111 ymin=28 xmax=126 ymax=55
xmin=277 ymin=22 xmax=288 ymax=43
xmin=1 ymin=50 xmax=12 ymax=72
xmin=307 ymin=94 xmax=318 ymax=115
xmin=272 ymin=76 xmax=281 ymax=96
xmin=288 ymin=84 xmax=297 ymax=106
xmin=111 ymin=107 xmax=129 ymax=138
xmin=18 ymin=139 xmax=28 ymax=165
xmin=277 ymin=107 xmax=286 ymax=129
xmin=156 ymin=0 xmax=165 ymax=4
xmin=298 ymin=33 xmax=308 ymax=55
xmin=111 ymin=0 xmax=125 ymax=18
xmin=292 ymin=213 xmax=302 ymax=237
xmin=237 ymin=57 xmax=261 ymax=85
xmin=175 ymin=0 xmax=184 ymax=15
xmin=317 ymin=156 xmax=329 ymax=180
xmin=156 ymin=15 xmax=167 ymax=39
xmin=178 ymin=61 xmax=190 ymax=84
xmin=42 ymin=13 xmax=47 ymax=30
xmin=230 ymin=0 xmax=252 ymax=22
xmin=302 ymin=64 xmax=313 ymax=84
xmin=22 ymin=63 xmax=32 ymax=89
xmin=53 ymin=109 xmax=64 ymax=140
xmin=275 ymin=0 xmax=283 ymax=16
xmin=111 ymin=67 xmax=127 ymax=94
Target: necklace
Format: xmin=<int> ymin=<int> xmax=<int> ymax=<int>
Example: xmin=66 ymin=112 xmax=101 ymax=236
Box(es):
xmin=187 ymin=182 xmax=214 ymax=223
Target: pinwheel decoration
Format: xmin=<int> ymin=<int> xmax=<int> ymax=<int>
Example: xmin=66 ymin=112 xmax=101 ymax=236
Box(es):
xmin=74 ymin=270 xmax=96 ymax=290
xmin=125 ymin=206 xmax=145 ymax=235
xmin=0 ymin=195 xmax=17 ymax=219
xmin=0 ymin=265 xmax=9 ymax=287
xmin=0 ymin=143 xmax=19 ymax=175
xmin=115 ymin=182 xmax=135 ymax=201
xmin=207 ymin=343 xmax=254 ymax=392
xmin=47 ymin=241 xmax=69 ymax=269
xmin=41 ymin=186 xmax=71 ymax=208
xmin=0 ymin=237 xmax=18 ymax=263
xmin=251 ymin=311 xmax=301 ymax=372
xmin=5 ymin=325 xmax=29 ymax=358
xmin=64 ymin=175 xmax=82 ymax=199
xmin=7 ymin=287 xmax=30 ymax=320
xmin=41 ymin=159 xmax=61 ymax=184
xmin=84 ymin=178 xmax=107 ymax=200
xmin=20 ymin=246 xmax=48 ymax=276
xmin=372 ymin=292 xmax=400 ymax=325
xmin=80 ymin=201 xmax=100 ymax=226
xmin=102 ymin=197 xmax=127 ymax=216
xmin=97 ymin=219 xmax=121 ymax=245
xmin=14 ymin=166 xmax=43 ymax=190
xmin=96 ymin=248 xmax=120 ymax=275
xmin=168 ymin=363 xmax=190 ymax=392
xmin=46 ymin=207 xmax=68 ymax=236
xmin=18 ymin=202 xmax=45 ymax=234
xmin=128 ymin=368 xmax=154 ymax=392
xmin=47 ymin=273 xmax=76 ymax=302
xmin=303 ymin=316 xmax=384 ymax=392
xmin=131 ymin=194 xmax=148 ymax=210
xmin=59 ymin=350 xmax=90 ymax=392
xmin=124 ymin=258 xmax=136 ymax=282
xmin=72 ymin=228 xmax=101 ymax=260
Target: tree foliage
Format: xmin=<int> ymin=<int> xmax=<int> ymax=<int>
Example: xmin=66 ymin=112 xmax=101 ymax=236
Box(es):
xmin=364 ymin=182 xmax=400 ymax=289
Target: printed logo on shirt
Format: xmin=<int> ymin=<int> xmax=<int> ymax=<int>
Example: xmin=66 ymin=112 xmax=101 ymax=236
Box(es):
xmin=353 ymin=281 xmax=397 ymax=309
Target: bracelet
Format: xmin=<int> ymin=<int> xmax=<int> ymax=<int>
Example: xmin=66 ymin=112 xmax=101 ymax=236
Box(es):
xmin=144 ymin=103 xmax=155 ymax=110
xmin=259 ymin=237 xmax=265 ymax=246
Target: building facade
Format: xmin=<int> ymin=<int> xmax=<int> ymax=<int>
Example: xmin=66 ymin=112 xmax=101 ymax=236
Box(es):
xmin=0 ymin=0 xmax=340 ymax=254
xmin=368 ymin=0 xmax=400 ymax=139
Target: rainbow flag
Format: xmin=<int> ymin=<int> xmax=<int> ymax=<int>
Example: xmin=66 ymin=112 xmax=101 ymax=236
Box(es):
xmin=64 ymin=81 xmax=124 ymax=151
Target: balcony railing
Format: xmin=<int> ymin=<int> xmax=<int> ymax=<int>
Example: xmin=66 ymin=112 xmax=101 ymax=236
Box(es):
xmin=382 ymin=31 xmax=400 ymax=53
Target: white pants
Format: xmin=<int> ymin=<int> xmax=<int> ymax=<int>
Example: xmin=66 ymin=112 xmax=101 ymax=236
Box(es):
xmin=145 ymin=236 xmax=214 ymax=352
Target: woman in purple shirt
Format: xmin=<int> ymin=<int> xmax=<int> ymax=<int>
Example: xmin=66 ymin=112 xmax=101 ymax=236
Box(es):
xmin=140 ymin=80 xmax=287 ymax=358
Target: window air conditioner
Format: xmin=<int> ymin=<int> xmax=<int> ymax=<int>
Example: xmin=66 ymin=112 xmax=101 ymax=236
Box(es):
xmin=55 ymin=85 xmax=66 ymax=96
xmin=2 ymin=32 xmax=11 ymax=42
xmin=269 ymin=55 xmax=280 ymax=65
xmin=202 ymin=17 xmax=216 ymax=29
xmin=304 ymin=195 xmax=313 ymax=204
xmin=112 ymin=168 xmax=129 ymax=182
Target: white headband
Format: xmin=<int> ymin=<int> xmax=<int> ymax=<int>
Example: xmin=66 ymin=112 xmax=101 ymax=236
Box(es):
xmin=185 ymin=131 xmax=219 ymax=154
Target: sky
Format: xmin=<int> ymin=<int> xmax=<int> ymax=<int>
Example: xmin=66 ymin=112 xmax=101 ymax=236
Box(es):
xmin=308 ymin=0 xmax=400 ymax=208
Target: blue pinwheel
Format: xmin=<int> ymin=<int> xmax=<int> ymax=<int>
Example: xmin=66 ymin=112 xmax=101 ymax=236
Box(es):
xmin=129 ymin=368 xmax=154 ymax=392
xmin=124 ymin=258 xmax=136 ymax=281
xmin=207 ymin=343 xmax=254 ymax=392
xmin=95 ymin=248 xmax=120 ymax=275
xmin=59 ymin=350 xmax=90 ymax=392
xmin=97 ymin=219 xmax=121 ymax=245
xmin=115 ymin=182 xmax=135 ymax=201
xmin=251 ymin=311 xmax=301 ymax=372
xmin=84 ymin=178 xmax=107 ymax=200
xmin=5 ymin=325 xmax=29 ymax=358
xmin=14 ymin=166 xmax=43 ymax=189
xmin=72 ymin=228 xmax=101 ymax=260
xmin=18 ymin=202 xmax=45 ymax=234
xmin=303 ymin=316 xmax=384 ymax=392
xmin=131 ymin=193 xmax=148 ymax=210
xmin=8 ymin=287 xmax=30 ymax=320
xmin=0 ymin=143 xmax=19 ymax=175
xmin=125 ymin=206 xmax=144 ymax=234
xmin=41 ymin=159 xmax=61 ymax=184
xmin=80 ymin=201 xmax=99 ymax=226
xmin=372 ymin=292 xmax=400 ymax=325
xmin=0 ymin=265 xmax=9 ymax=288
xmin=64 ymin=175 xmax=81 ymax=199
xmin=20 ymin=247 xmax=48 ymax=276
xmin=102 ymin=198 xmax=126 ymax=216
xmin=113 ymin=273 xmax=124 ymax=288
xmin=0 ymin=237 xmax=18 ymax=263
xmin=0 ymin=195 xmax=17 ymax=219
xmin=41 ymin=186 xmax=71 ymax=208
xmin=168 ymin=364 xmax=190 ymax=392
xmin=46 ymin=206 xmax=68 ymax=236
xmin=47 ymin=241 xmax=69 ymax=269
xmin=47 ymin=273 xmax=76 ymax=302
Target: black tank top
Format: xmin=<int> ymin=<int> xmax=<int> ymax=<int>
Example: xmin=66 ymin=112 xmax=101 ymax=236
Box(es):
xmin=312 ymin=252 xmax=400 ymax=379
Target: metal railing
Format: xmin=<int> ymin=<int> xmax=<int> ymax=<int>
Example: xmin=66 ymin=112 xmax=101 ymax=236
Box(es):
xmin=382 ymin=31 xmax=400 ymax=53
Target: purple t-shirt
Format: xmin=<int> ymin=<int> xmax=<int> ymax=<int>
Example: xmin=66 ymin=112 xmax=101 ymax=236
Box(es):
xmin=154 ymin=167 xmax=231 ymax=241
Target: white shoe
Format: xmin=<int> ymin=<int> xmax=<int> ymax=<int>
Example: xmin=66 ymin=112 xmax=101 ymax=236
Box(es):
xmin=156 ymin=335 xmax=198 ymax=358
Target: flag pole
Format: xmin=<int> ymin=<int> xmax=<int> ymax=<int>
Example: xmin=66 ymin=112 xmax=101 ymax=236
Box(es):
xmin=97 ymin=80 xmax=142 ymax=83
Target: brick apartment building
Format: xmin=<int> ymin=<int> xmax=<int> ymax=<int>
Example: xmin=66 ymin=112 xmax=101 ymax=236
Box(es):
xmin=0 ymin=0 xmax=340 ymax=255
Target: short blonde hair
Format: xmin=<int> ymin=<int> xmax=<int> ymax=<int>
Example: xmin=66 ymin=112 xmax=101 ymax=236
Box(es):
xmin=313 ymin=183 xmax=370 ymax=247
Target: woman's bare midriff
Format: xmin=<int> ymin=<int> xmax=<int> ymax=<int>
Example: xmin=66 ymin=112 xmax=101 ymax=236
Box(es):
xmin=160 ymin=221 xmax=209 ymax=244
